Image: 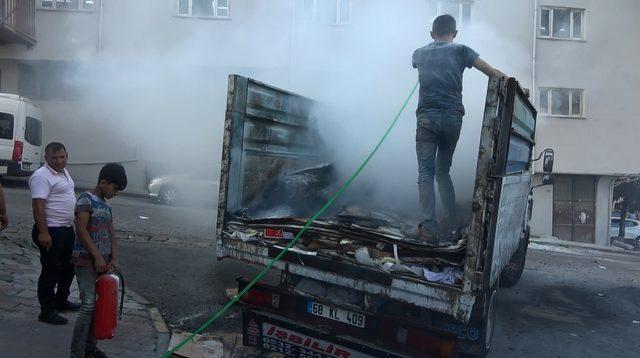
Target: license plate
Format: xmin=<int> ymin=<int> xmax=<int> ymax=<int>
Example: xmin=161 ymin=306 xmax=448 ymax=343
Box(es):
xmin=0 ymin=166 xmax=6 ymax=174
xmin=307 ymin=301 xmax=366 ymax=328
xmin=261 ymin=322 xmax=373 ymax=358
xmin=260 ymin=336 xmax=337 ymax=358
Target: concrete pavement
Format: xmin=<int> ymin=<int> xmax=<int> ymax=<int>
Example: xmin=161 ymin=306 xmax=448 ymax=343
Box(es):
xmin=0 ymin=234 xmax=168 ymax=357
xmin=530 ymin=236 xmax=639 ymax=256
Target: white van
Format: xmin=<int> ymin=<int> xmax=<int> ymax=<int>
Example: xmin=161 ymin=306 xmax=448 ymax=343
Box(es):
xmin=0 ymin=94 xmax=43 ymax=176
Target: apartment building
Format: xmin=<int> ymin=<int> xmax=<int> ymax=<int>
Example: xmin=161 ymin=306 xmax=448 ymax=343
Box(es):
xmin=0 ymin=1 xmax=637 ymax=246
xmin=527 ymin=0 xmax=640 ymax=245
xmin=462 ymin=0 xmax=640 ymax=245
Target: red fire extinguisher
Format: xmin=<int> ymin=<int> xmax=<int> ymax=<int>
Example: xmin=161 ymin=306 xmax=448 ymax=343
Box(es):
xmin=93 ymin=271 xmax=125 ymax=340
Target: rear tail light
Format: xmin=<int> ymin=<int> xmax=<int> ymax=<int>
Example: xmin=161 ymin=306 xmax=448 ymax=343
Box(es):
xmin=397 ymin=327 xmax=457 ymax=357
xmin=241 ymin=288 xmax=280 ymax=309
xmin=12 ymin=141 xmax=23 ymax=161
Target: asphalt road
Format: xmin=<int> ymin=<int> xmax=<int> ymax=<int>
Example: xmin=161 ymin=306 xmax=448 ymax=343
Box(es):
xmin=3 ymin=182 xmax=639 ymax=357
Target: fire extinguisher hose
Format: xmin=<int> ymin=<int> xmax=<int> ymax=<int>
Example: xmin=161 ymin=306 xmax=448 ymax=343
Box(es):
xmin=115 ymin=270 xmax=125 ymax=320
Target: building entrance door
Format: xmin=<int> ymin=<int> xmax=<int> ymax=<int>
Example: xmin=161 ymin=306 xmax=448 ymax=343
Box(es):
xmin=553 ymin=175 xmax=596 ymax=243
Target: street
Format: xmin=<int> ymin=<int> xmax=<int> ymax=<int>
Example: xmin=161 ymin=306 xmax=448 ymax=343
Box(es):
xmin=3 ymin=182 xmax=639 ymax=357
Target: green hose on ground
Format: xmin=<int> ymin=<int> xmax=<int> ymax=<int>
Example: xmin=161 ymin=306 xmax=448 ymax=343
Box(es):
xmin=163 ymin=81 xmax=419 ymax=357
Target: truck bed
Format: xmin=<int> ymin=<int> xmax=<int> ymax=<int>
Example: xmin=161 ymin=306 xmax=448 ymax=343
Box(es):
xmin=216 ymin=75 xmax=537 ymax=323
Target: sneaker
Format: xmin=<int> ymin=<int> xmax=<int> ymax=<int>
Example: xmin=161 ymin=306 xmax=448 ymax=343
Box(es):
xmin=404 ymin=224 xmax=439 ymax=244
xmin=85 ymin=347 xmax=108 ymax=358
xmin=38 ymin=311 xmax=68 ymax=325
xmin=56 ymin=300 xmax=81 ymax=311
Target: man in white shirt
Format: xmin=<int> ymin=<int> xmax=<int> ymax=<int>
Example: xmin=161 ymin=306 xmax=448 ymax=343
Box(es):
xmin=29 ymin=142 xmax=79 ymax=325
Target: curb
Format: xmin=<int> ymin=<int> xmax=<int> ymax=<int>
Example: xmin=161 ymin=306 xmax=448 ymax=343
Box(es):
xmin=2 ymin=234 xmax=172 ymax=357
xmin=0 ymin=177 xmax=151 ymax=200
xmin=530 ymin=237 xmax=640 ymax=257
xmin=124 ymin=289 xmax=171 ymax=357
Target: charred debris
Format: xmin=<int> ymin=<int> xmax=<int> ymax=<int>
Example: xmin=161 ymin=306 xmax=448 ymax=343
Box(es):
xmin=223 ymin=162 xmax=468 ymax=286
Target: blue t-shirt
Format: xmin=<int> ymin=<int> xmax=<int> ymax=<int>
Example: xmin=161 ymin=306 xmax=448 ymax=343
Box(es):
xmin=72 ymin=191 xmax=113 ymax=268
xmin=412 ymin=42 xmax=479 ymax=114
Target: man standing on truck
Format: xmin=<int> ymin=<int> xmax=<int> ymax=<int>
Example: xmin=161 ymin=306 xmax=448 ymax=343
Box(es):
xmin=412 ymin=14 xmax=505 ymax=242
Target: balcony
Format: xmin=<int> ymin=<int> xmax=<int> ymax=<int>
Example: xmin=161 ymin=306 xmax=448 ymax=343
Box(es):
xmin=0 ymin=0 xmax=36 ymax=46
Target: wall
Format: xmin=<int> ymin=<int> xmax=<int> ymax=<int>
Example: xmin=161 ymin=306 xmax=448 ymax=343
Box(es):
xmin=594 ymin=176 xmax=615 ymax=245
xmin=534 ymin=0 xmax=640 ymax=176
xmin=529 ymin=173 xmax=554 ymax=237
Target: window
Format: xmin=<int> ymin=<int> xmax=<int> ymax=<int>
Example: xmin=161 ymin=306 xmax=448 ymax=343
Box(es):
xmin=0 ymin=113 xmax=14 ymax=140
xmin=540 ymin=7 xmax=584 ymax=40
xmin=39 ymin=0 xmax=95 ymax=11
xmin=612 ymin=219 xmax=639 ymax=227
xmin=18 ymin=64 xmax=37 ymax=99
xmin=506 ymin=94 xmax=536 ymax=174
xmin=18 ymin=61 xmax=80 ymax=101
xmin=539 ymin=88 xmax=584 ymax=117
xmin=25 ymin=117 xmax=42 ymax=146
xmin=296 ymin=0 xmax=350 ymax=25
xmin=438 ymin=1 xmax=473 ymax=29
xmin=177 ymin=0 xmax=229 ymax=18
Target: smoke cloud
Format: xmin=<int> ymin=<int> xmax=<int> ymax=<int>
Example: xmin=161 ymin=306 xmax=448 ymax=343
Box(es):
xmin=56 ymin=2 xmax=530 ymax=225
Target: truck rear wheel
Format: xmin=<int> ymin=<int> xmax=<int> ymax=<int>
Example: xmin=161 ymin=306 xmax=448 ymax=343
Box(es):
xmin=499 ymin=228 xmax=529 ymax=288
xmin=459 ymin=286 xmax=498 ymax=358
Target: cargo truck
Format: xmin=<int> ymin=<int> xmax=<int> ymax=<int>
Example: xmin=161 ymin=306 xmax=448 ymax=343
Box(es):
xmin=216 ymin=75 xmax=554 ymax=357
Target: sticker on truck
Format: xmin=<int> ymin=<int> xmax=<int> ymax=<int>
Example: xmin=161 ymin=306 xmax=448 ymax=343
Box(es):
xmin=261 ymin=322 xmax=374 ymax=358
xmin=307 ymin=301 xmax=366 ymax=328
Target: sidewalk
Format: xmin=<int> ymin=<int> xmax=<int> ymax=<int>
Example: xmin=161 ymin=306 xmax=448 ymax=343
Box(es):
xmin=530 ymin=236 xmax=640 ymax=257
xmin=0 ymin=234 xmax=169 ymax=358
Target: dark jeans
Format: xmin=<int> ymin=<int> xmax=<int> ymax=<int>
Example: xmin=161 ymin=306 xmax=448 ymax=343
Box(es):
xmin=70 ymin=267 xmax=99 ymax=358
xmin=31 ymin=225 xmax=76 ymax=313
xmin=415 ymin=110 xmax=463 ymax=233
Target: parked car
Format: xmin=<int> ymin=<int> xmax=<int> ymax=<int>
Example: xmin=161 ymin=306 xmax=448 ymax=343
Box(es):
xmin=147 ymin=167 xmax=219 ymax=206
xmin=0 ymin=94 xmax=43 ymax=176
xmin=611 ymin=209 xmax=637 ymax=220
xmin=610 ymin=217 xmax=640 ymax=242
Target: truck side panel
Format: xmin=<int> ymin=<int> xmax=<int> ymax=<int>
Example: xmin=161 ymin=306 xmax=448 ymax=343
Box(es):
xmin=489 ymin=174 xmax=531 ymax=285
xmin=485 ymin=82 xmax=538 ymax=287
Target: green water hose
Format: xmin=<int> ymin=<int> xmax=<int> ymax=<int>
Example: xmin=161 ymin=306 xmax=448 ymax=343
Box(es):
xmin=163 ymin=81 xmax=419 ymax=357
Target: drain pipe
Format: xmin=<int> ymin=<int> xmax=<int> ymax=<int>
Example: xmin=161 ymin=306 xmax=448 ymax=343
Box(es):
xmin=531 ymin=0 xmax=538 ymax=105
xmin=608 ymin=178 xmax=616 ymax=246
xmin=288 ymin=0 xmax=297 ymax=84
xmin=531 ymin=0 xmax=539 ymax=171
xmin=97 ymin=0 xmax=104 ymax=54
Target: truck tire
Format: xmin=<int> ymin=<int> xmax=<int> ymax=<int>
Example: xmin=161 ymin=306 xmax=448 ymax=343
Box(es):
xmin=459 ymin=285 xmax=498 ymax=358
xmin=499 ymin=228 xmax=529 ymax=288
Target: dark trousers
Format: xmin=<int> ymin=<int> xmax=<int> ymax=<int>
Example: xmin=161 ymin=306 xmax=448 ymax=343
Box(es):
xmin=31 ymin=225 xmax=76 ymax=313
xmin=416 ymin=110 xmax=463 ymax=233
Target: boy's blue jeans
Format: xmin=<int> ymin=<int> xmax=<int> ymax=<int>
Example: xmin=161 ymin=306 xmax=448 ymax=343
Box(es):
xmin=416 ymin=110 xmax=463 ymax=234
xmin=70 ymin=266 xmax=99 ymax=358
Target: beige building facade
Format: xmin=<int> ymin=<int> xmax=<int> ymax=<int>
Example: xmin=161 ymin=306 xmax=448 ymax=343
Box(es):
xmin=0 ymin=0 xmax=637 ymax=245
